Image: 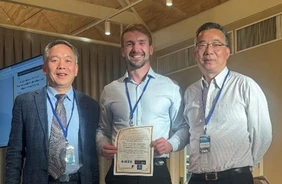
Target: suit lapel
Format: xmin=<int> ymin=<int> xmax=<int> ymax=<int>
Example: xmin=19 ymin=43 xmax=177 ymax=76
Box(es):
xmin=75 ymin=91 xmax=85 ymax=156
xmin=34 ymin=88 xmax=49 ymax=156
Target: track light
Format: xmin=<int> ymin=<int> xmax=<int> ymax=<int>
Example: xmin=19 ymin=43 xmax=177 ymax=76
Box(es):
xmin=105 ymin=20 xmax=111 ymax=35
xmin=166 ymin=0 xmax=173 ymax=6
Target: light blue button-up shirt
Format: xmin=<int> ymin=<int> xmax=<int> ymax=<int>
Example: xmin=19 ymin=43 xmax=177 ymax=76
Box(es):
xmin=96 ymin=68 xmax=189 ymax=158
xmin=47 ymin=86 xmax=80 ymax=174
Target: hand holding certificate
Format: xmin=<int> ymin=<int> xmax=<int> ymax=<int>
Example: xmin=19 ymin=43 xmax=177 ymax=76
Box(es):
xmin=114 ymin=126 xmax=154 ymax=176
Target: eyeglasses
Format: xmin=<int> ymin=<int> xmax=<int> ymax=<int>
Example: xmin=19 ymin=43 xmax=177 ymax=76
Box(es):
xmin=196 ymin=42 xmax=227 ymax=51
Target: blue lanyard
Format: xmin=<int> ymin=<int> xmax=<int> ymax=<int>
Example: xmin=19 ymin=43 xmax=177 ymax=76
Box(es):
xmin=47 ymin=91 xmax=75 ymax=138
xmin=125 ymin=76 xmax=152 ymax=126
xmin=202 ymin=70 xmax=230 ymax=132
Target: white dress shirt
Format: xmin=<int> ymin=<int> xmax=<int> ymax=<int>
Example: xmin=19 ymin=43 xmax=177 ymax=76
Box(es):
xmin=184 ymin=67 xmax=272 ymax=173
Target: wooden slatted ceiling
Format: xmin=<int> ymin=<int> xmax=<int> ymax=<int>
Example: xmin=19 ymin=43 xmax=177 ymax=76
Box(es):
xmin=0 ymin=0 xmax=229 ymax=44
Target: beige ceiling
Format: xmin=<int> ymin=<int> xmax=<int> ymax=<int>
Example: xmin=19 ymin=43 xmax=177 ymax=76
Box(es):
xmin=0 ymin=0 xmax=229 ymax=45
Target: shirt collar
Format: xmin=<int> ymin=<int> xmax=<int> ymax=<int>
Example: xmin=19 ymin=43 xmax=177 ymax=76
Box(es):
xmin=214 ymin=67 xmax=229 ymax=89
xmin=46 ymin=86 xmax=73 ymax=101
xmin=122 ymin=67 xmax=156 ymax=83
xmin=201 ymin=67 xmax=229 ymax=89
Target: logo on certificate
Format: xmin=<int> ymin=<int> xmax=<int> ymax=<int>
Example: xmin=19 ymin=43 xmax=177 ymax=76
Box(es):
xmin=137 ymin=165 xmax=143 ymax=170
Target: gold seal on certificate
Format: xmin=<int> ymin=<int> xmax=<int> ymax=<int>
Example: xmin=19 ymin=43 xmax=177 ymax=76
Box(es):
xmin=114 ymin=126 xmax=154 ymax=176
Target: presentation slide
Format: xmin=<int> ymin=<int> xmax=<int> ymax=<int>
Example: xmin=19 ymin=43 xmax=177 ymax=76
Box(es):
xmin=14 ymin=65 xmax=46 ymax=96
xmin=0 ymin=55 xmax=46 ymax=147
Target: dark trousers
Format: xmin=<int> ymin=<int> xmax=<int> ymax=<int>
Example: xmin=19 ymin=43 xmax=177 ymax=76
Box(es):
xmin=189 ymin=168 xmax=254 ymax=184
xmin=105 ymin=159 xmax=172 ymax=184
xmin=48 ymin=173 xmax=81 ymax=184
xmin=49 ymin=181 xmax=80 ymax=184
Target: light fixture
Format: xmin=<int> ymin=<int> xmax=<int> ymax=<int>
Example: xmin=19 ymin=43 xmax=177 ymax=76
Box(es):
xmin=71 ymin=0 xmax=143 ymax=36
xmin=105 ymin=20 xmax=111 ymax=35
xmin=166 ymin=0 xmax=173 ymax=6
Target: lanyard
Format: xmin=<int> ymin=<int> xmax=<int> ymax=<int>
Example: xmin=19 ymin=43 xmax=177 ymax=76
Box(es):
xmin=125 ymin=76 xmax=152 ymax=126
xmin=47 ymin=91 xmax=75 ymax=138
xmin=202 ymin=70 xmax=230 ymax=132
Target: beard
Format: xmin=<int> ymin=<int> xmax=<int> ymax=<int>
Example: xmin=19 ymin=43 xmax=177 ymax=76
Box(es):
xmin=126 ymin=51 xmax=149 ymax=69
xmin=128 ymin=58 xmax=147 ymax=69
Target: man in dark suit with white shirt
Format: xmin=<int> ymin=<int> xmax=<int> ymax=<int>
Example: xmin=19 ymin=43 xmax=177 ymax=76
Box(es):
xmin=5 ymin=39 xmax=100 ymax=184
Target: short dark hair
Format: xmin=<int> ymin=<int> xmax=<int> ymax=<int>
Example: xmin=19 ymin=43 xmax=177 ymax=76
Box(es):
xmin=44 ymin=39 xmax=79 ymax=63
xmin=195 ymin=22 xmax=229 ymax=47
xmin=121 ymin=24 xmax=152 ymax=46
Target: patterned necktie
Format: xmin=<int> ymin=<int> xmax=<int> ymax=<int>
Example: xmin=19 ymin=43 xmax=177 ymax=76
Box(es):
xmin=48 ymin=94 xmax=67 ymax=179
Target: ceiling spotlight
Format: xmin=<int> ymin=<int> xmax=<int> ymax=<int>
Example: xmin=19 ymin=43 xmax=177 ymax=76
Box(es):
xmin=105 ymin=20 xmax=111 ymax=35
xmin=166 ymin=0 xmax=173 ymax=6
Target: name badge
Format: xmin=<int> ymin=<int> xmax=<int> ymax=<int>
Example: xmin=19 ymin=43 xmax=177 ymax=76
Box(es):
xmin=65 ymin=143 xmax=75 ymax=165
xmin=129 ymin=119 xmax=134 ymax=127
xmin=199 ymin=135 xmax=211 ymax=153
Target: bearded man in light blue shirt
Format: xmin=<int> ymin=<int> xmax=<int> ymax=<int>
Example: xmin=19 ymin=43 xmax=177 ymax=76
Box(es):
xmin=96 ymin=23 xmax=189 ymax=184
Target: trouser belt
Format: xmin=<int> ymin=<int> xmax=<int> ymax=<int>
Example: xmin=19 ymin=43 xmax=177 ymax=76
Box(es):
xmin=153 ymin=158 xmax=167 ymax=166
xmin=191 ymin=166 xmax=251 ymax=181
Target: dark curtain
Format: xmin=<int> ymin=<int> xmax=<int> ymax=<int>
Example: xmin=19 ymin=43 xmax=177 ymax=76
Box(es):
xmin=0 ymin=26 xmax=126 ymax=101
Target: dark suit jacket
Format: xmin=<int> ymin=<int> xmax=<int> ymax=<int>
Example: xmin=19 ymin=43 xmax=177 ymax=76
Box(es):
xmin=5 ymin=87 xmax=100 ymax=184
